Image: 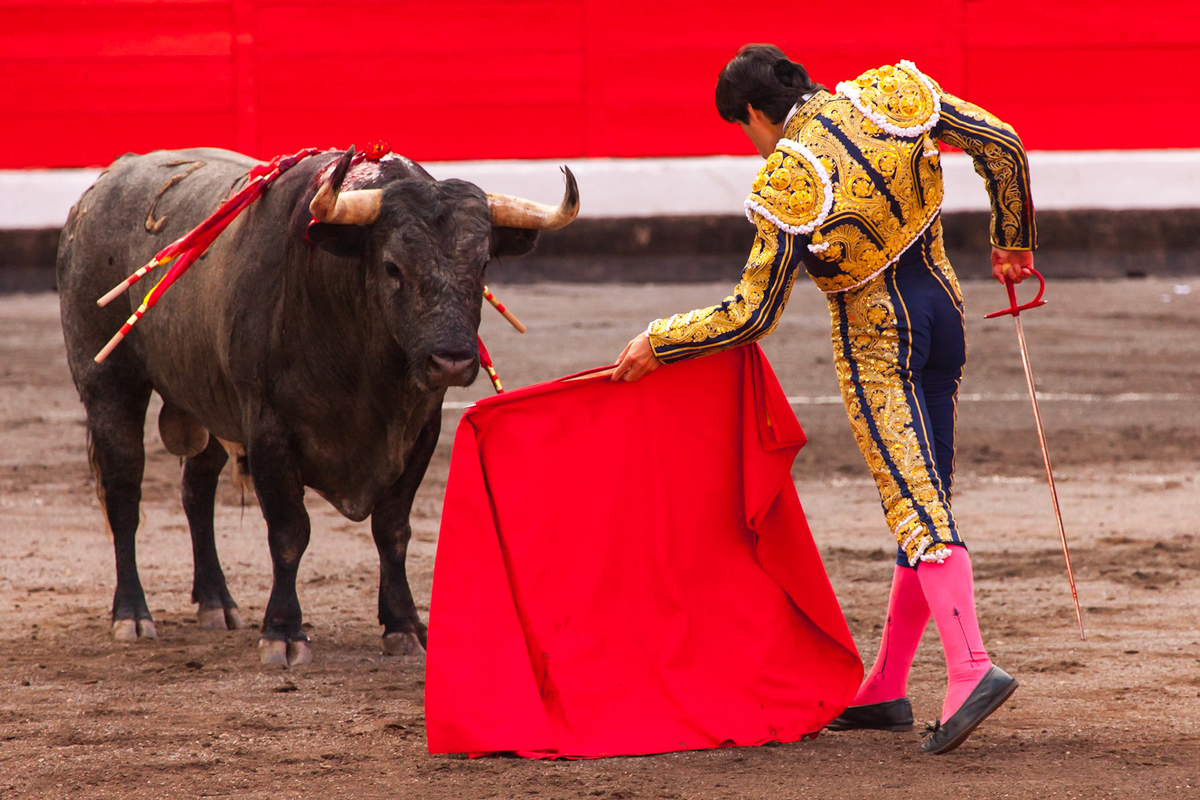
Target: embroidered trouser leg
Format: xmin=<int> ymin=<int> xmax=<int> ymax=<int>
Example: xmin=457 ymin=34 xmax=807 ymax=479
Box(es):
xmin=827 ymin=238 xmax=967 ymax=567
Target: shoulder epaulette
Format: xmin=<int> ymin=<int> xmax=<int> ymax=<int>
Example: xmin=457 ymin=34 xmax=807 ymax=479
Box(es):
xmin=744 ymin=139 xmax=833 ymax=236
xmin=835 ymin=60 xmax=941 ymax=137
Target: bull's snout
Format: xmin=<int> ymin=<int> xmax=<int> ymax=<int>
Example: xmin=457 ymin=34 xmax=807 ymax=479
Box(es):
xmin=427 ymin=351 xmax=479 ymax=388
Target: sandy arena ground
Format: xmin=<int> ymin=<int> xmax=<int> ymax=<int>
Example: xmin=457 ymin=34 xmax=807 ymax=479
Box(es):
xmin=1 ymin=276 xmax=1198 ymax=798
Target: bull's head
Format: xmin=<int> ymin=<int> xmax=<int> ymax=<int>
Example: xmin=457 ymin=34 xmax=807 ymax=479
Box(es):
xmin=306 ymin=147 xmax=579 ymax=392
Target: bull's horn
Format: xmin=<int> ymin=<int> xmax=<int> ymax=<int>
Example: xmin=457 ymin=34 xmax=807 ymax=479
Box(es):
xmin=310 ymin=188 xmax=383 ymax=224
xmin=487 ymin=166 xmax=579 ymax=231
xmin=309 ymin=146 xmax=383 ymax=225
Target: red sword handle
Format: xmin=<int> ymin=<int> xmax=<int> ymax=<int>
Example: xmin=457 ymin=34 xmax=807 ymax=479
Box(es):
xmin=984 ymin=268 xmax=1047 ymax=319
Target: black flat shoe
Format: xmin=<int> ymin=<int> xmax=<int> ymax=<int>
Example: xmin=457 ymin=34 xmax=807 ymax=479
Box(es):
xmin=919 ymin=665 xmax=1018 ymax=754
xmin=826 ymin=698 xmax=914 ymax=732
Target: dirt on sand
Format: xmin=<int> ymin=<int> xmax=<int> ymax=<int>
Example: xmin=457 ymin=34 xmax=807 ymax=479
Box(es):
xmin=1 ymin=277 xmax=1198 ymax=798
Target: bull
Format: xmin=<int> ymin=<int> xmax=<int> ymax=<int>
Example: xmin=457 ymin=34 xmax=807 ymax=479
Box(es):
xmin=57 ymin=146 xmax=578 ymax=664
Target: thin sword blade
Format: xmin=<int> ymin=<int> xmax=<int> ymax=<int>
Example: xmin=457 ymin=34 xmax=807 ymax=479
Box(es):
xmin=1013 ymin=316 xmax=1086 ymax=640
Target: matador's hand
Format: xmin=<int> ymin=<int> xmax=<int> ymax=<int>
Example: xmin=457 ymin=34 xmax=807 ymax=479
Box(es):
xmin=611 ymin=332 xmax=662 ymax=382
xmin=991 ymin=247 xmax=1034 ymax=284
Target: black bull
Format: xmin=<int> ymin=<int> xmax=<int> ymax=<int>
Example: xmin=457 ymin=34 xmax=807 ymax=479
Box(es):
xmin=56 ymin=147 xmax=578 ymax=665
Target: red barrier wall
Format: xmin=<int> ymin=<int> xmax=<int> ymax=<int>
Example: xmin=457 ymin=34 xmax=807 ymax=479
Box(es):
xmin=2 ymin=0 xmax=1198 ymax=168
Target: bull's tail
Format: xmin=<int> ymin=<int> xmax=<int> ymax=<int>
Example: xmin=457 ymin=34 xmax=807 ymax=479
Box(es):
xmin=217 ymin=438 xmax=254 ymax=501
xmin=86 ymin=431 xmax=113 ymax=540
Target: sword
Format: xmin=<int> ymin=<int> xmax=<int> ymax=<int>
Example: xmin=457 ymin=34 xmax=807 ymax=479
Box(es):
xmin=985 ymin=269 xmax=1085 ymax=640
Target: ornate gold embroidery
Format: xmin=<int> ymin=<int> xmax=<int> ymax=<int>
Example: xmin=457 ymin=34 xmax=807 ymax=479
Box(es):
xmin=938 ymin=131 xmax=1021 ymax=245
xmin=845 ymin=62 xmax=940 ymax=134
xmin=771 ymin=64 xmax=1033 ymax=293
xmin=784 ymin=90 xmax=945 ymax=293
xmin=946 ymin=96 xmax=1017 ymax=135
xmin=647 ymin=214 xmax=797 ymax=360
xmin=808 ymin=222 xmax=888 ymax=293
xmin=746 ymin=146 xmax=828 ymax=234
xmin=936 ymin=93 xmax=1035 ymax=250
xmin=828 ymin=274 xmax=956 ymax=565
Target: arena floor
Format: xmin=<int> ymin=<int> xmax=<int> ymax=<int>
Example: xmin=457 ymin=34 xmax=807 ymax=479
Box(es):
xmin=1 ymin=276 xmax=1198 ymax=798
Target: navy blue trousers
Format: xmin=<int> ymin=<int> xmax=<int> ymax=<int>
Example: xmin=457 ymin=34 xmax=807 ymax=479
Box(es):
xmin=826 ymin=222 xmax=967 ymax=567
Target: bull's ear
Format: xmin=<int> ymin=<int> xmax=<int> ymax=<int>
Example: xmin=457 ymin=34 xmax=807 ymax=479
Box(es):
xmin=491 ymin=226 xmax=539 ymax=259
xmin=308 ymin=222 xmax=368 ymax=257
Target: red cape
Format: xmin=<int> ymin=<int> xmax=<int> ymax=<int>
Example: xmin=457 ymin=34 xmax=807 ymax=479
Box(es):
xmin=425 ymin=344 xmax=862 ymax=757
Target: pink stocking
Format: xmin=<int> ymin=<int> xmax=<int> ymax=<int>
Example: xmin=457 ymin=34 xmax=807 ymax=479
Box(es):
xmin=917 ymin=546 xmax=994 ymax=722
xmin=852 ymin=565 xmax=930 ymax=706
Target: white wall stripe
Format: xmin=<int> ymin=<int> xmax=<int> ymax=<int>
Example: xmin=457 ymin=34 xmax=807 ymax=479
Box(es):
xmin=4 ymin=149 xmax=1199 ymax=230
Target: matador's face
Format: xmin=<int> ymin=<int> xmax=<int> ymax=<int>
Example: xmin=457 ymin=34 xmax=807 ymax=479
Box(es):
xmin=738 ymin=106 xmax=785 ymax=159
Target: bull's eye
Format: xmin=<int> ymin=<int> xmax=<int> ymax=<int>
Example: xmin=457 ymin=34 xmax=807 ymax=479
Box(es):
xmin=384 ymin=261 xmax=402 ymax=280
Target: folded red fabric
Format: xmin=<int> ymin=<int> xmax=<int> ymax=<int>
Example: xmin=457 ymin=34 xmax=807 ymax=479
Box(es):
xmin=425 ymin=344 xmax=862 ymax=758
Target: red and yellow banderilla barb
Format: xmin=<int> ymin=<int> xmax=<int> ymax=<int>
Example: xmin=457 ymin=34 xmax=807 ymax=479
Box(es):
xmin=92 ymin=147 xmax=325 ymax=363
xmin=985 ymin=269 xmax=1085 ymax=640
xmin=477 ymin=336 xmax=503 ymax=394
xmin=92 ymin=143 xmax=392 ymax=364
xmin=477 ymin=285 xmax=525 ymax=394
xmin=483 ymin=285 xmax=526 ymax=333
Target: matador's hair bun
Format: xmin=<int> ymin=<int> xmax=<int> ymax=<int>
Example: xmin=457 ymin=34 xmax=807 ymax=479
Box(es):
xmin=716 ymin=44 xmax=827 ymax=125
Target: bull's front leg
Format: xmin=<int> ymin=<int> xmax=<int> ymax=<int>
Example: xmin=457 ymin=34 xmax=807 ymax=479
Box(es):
xmin=246 ymin=423 xmax=313 ymax=666
xmin=370 ymin=412 xmax=440 ymax=656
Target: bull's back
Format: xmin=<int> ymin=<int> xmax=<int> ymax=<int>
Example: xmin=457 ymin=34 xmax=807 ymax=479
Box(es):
xmin=58 ymin=148 xmax=258 ymax=292
xmin=57 ymin=149 xmax=261 ymax=426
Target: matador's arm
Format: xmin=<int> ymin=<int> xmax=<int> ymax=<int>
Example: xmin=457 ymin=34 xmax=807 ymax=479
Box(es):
xmin=646 ymin=214 xmax=803 ymax=364
xmin=933 ymin=92 xmax=1037 ymax=250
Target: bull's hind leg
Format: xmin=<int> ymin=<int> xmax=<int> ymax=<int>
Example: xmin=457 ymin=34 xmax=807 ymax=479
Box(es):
xmin=370 ymin=413 xmax=439 ymax=657
xmin=246 ymin=421 xmax=313 ymax=666
xmin=84 ymin=382 xmax=156 ymax=641
xmin=182 ymin=436 xmax=245 ymax=630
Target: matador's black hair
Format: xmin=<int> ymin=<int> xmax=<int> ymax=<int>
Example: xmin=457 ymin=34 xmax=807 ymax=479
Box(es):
xmin=715 ymin=44 xmax=828 ymax=125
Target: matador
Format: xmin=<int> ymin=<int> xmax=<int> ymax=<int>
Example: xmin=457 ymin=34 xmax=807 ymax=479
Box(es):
xmin=612 ymin=45 xmax=1037 ymax=754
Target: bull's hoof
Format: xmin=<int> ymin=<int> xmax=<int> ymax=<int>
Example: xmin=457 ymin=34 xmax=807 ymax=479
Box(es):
xmin=112 ymin=618 xmax=157 ymax=641
xmin=198 ymin=606 xmax=246 ymax=631
xmin=112 ymin=619 xmax=137 ymax=642
xmin=198 ymin=608 xmax=228 ymax=630
xmin=382 ymin=632 xmax=426 ymax=657
xmin=258 ymin=638 xmax=312 ymax=666
xmin=258 ymin=638 xmax=288 ymax=666
xmin=287 ymin=640 xmax=313 ymax=666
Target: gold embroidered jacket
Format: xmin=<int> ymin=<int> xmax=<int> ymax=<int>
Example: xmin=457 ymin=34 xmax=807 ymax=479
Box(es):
xmin=648 ymin=60 xmax=1036 ymax=364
